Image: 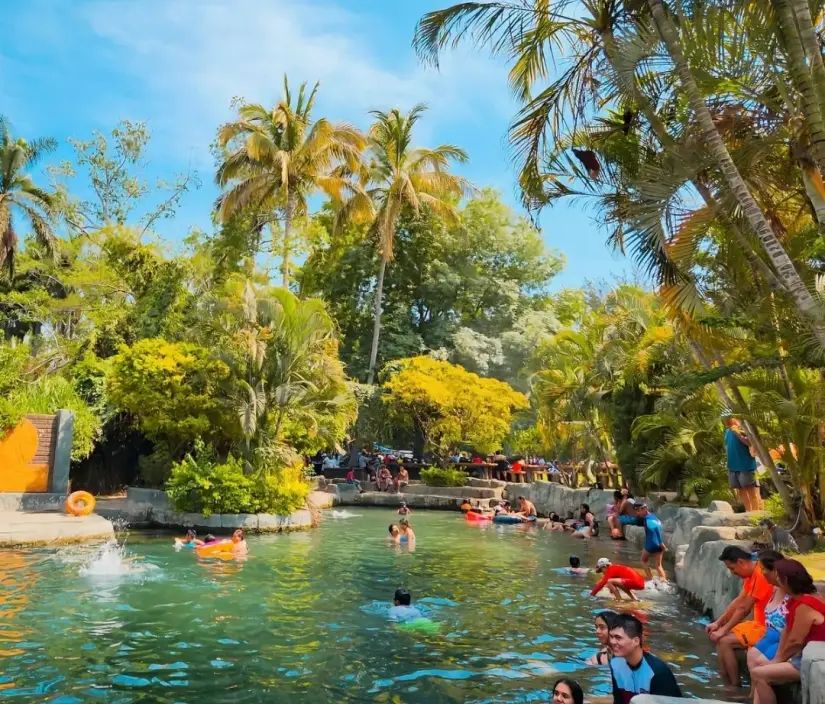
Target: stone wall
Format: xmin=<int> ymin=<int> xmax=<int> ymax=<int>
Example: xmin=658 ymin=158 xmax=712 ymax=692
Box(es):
xmin=500 ymin=480 xmax=615 ymax=520
xmin=96 ymin=487 xmax=331 ymax=533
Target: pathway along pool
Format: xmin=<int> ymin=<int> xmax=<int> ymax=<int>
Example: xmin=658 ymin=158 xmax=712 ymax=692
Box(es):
xmin=0 ymin=508 xmax=720 ymax=702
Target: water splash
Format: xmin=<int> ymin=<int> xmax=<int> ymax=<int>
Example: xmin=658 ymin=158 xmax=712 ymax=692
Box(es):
xmin=331 ymin=510 xmax=362 ymax=519
xmin=79 ymin=541 xmax=158 ymax=578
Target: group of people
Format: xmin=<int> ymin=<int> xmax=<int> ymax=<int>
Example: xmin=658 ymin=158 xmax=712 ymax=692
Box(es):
xmin=387 ymin=517 xmax=416 ymax=545
xmin=460 ymin=495 xmax=539 ymax=519
xmin=705 ymin=545 xmax=825 ymax=704
xmin=175 ymin=528 xmax=249 ymax=556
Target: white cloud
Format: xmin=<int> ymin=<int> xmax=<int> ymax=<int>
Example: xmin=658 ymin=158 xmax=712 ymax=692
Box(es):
xmin=80 ymin=0 xmax=514 ymax=165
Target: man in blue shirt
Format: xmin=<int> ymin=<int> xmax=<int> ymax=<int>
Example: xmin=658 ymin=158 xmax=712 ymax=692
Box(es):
xmin=724 ymin=416 xmax=760 ymax=512
xmin=610 ymin=613 xmax=682 ymax=704
xmin=635 ymin=503 xmax=667 ymax=581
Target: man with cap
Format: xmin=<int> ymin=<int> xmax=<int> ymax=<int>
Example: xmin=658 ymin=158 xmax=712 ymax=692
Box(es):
xmin=635 ymin=503 xmax=667 ymax=581
xmin=397 ymin=502 xmax=410 ymax=516
xmin=590 ymin=558 xmax=646 ymax=601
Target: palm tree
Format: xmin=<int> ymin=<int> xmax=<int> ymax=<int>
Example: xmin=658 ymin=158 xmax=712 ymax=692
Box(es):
xmin=0 ymin=118 xmax=57 ymax=278
xmin=341 ymin=104 xmax=470 ymax=383
xmin=216 ymin=76 xmax=365 ymax=288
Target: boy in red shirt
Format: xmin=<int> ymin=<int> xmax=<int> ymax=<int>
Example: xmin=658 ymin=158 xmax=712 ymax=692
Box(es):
xmin=590 ymin=558 xmax=646 ymax=601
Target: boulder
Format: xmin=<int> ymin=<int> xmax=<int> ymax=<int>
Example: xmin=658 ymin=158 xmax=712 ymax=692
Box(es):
xmin=707 ymin=500 xmax=734 ymax=513
xmin=676 ymin=537 xmax=747 ymax=617
xmin=802 ymin=642 xmax=825 ymax=704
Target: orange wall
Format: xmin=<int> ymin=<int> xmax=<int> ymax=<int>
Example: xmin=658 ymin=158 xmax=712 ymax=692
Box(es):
xmin=0 ymin=419 xmax=49 ymax=492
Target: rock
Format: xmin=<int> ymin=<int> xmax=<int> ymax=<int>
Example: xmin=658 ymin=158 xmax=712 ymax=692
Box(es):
xmin=676 ymin=537 xmax=748 ymax=617
xmin=308 ymin=491 xmax=335 ymax=509
xmin=802 ymin=642 xmax=825 ymax=704
xmin=624 ymin=525 xmax=645 ymax=549
xmin=708 ymin=500 xmax=734 ymax=513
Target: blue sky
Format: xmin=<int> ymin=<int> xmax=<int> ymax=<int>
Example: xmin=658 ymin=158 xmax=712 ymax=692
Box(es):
xmin=1 ymin=0 xmax=636 ymax=289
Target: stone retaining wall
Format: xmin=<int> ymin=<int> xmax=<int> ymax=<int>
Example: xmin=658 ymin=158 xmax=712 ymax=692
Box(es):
xmin=499 ymin=480 xmax=615 ymax=520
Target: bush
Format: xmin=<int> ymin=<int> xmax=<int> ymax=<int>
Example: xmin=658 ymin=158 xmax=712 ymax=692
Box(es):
xmin=0 ymin=398 xmax=23 ymax=436
xmin=166 ymin=446 xmax=311 ymax=517
xmin=421 ymin=467 xmax=469 ymax=487
xmin=166 ymin=450 xmax=257 ymax=517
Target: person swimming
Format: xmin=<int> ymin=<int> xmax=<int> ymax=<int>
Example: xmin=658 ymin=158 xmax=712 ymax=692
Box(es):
xmin=231 ymin=528 xmax=248 ymax=556
xmin=568 ymin=555 xmax=589 ymax=575
xmin=586 ymin=610 xmax=618 ymax=665
xmin=397 ymin=502 xmax=411 ymax=515
xmin=175 ymin=529 xmax=203 ymax=548
xmin=399 ymin=518 xmax=415 ymax=543
xmin=388 ymin=589 xmax=423 ymax=622
xmin=459 ymin=499 xmax=472 ymax=513
xmin=388 ymin=524 xmax=401 ymax=543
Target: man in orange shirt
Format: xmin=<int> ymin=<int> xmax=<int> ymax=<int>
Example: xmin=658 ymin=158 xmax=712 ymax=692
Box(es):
xmin=706 ymin=545 xmax=773 ymax=687
xmin=590 ymin=558 xmax=646 ymax=601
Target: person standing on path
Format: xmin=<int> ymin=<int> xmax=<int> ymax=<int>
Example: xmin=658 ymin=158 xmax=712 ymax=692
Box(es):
xmin=635 ymin=503 xmax=667 ymax=581
xmin=609 ymin=613 xmax=682 ymax=704
xmin=724 ymin=416 xmax=761 ymax=512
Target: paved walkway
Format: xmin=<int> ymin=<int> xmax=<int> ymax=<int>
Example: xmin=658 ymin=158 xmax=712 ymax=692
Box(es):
xmin=0 ymin=511 xmax=114 ymax=546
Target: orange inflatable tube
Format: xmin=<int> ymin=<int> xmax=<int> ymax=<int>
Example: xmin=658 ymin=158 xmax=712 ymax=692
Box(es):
xmin=65 ymin=491 xmax=96 ymax=516
xmin=195 ymin=540 xmax=234 ymax=558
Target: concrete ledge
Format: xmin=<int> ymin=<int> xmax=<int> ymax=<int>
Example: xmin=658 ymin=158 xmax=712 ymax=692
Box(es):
xmin=0 ymin=511 xmax=114 ymax=546
xmin=802 ymin=642 xmax=825 ymax=704
xmin=0 ymin=493 xmax=67 ymax=512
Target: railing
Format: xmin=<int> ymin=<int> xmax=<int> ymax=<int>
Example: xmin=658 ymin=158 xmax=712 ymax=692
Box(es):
xmin=451 ymin=462 xmax=626 ymax=488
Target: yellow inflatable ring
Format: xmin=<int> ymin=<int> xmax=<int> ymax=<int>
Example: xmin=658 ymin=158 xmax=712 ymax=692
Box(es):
xmin=65 ymin=491 xmax=96 ymax=516
xmin=195 ymin=540 xmax=234 ymax=558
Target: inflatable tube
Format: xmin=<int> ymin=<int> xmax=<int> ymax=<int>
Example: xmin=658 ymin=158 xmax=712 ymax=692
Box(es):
xmin=396 ymin=618 xmax=441 ymax=635
xmin=195 ymin=540 xmax=234 ymax=557
xmin=465 ymin=511 xmax=492 ymax=522
xmin=65 ymin=491 xmax=96 ymax=517
xmin=493 ymin=514 xmax=537 ymax=524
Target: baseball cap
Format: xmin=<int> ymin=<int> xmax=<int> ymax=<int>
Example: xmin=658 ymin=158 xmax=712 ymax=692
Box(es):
xmin=626 ymin=498 xmax=636 ymax=506
xmin=597 ymin=558 xmax=611 ymax=570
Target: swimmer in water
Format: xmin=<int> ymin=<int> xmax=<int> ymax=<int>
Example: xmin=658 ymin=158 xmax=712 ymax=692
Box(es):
xmin=388 ymin=589 xmax=423 ymax=622
xmin=399 ymin=518 xmax=416 ymax=543
xmin=568 ymin=555 xmax=589 ymax=575
xmin=388 ymin=524 xmax=401 ymax=543
xmin=397 ymin=502 xmax=411 ymax=515
xmin=176 ymin=529 xmax=203 ymax=547
xmin=552 ymin=678 xmax=584 ymax=704
xmin=586 ymin=610 xmax=618 ymax=665
xmin=544 ymin=512 xmax=565 ymax=531
xmin=231 ymin=528 xmax=248 ymax=556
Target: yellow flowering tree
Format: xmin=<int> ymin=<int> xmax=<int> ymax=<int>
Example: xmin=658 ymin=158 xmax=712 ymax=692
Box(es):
xmin=381 ymin=356 xmax=528 ymax=462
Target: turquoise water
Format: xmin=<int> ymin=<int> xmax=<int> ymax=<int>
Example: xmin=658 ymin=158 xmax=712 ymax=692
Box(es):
xmin=0 ymin=509 xmax=719 ymax=702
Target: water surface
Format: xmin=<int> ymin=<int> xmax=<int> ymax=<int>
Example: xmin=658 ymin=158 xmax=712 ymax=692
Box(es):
xmin=0 ymin=508 xmax=719 ymax=702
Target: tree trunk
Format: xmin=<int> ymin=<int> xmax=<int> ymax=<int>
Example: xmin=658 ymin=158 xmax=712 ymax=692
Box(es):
xmin=366 ymin=256 xmax=387 ymax=385
xmin=789 ymin=0 xmax=825 ymax=118
xmin=600 ymin=29 xmax=787 ymax=295
xmin=281 ymin=194 xmax=296 ymax=289
xmin=649 ymin=0 xmax=825 ymax=350
xmin=773 ymin=0 xmax=825 ymax=179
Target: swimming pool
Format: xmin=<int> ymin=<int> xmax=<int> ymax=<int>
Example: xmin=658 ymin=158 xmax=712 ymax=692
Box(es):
xmin=0 ymin=508 xmax=719 ymax=702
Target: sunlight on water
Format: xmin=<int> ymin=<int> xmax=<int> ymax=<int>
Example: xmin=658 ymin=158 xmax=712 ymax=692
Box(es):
xmin=0 ymin=509 xmax=721 ymax=703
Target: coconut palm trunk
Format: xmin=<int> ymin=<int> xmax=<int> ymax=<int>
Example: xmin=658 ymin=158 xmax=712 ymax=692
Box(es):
xmin=789 ymin=0 xmax=825 ymax=114
xmin=772 ymin=0 xmax=825 ymax=179
xmin=281 ymin=193 xmax=297 ymax=288
xmin=648 ymin=0 xmax=825 ymax=350
xmin=366 ymin=256 xmax=387 ymax=384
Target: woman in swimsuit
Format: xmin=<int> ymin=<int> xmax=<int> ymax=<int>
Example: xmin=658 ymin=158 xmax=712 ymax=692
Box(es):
xmin=748 ymin=550 xmax=788 ymax=672
xmin=586 ymin=610 xmax=618 ymax=665
xmin=399 ymin=518 xmax=416 ymax=544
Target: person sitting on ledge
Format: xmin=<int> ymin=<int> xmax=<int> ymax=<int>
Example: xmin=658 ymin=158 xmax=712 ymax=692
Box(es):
xmin=706 ymin=545 xmax=773 ymax=688
xmin=394 ymin=465 xmax=409 ymax=493
xmin=750 ymin=559 xmax=825 ymax=704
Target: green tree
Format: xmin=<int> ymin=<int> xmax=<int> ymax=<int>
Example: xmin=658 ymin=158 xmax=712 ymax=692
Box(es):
xmin=339 ymin=104 xmax=470 ymax=383
xmin=0 ymin=118 xmax=57 ymax=277
xmin=216 ymin=77 xmax=365 ymax=288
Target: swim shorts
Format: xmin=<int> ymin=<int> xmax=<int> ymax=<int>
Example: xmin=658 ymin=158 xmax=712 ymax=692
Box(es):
xmin=732 ymin=621 xmax=767 ymax=648
xmin=729 ymin=471 xmax=759 ymax=490
xmin=620 ymin=575 xmax=646 ymax=591
xmin=619 ymin=515 xmax=637 ymax=526
xmin=644 ymin=545 xmax=664 ymax=554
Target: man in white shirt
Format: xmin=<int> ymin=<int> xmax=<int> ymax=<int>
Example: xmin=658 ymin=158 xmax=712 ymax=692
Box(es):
xmin=388 ymin=589 xmax=422 ymax=622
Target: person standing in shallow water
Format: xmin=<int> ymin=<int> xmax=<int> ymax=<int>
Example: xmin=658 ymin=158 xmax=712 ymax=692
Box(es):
xmin=609 ymin=613 xmax=682 ymax=704
xmin=635 ymin=503 xmax=667 ymax=581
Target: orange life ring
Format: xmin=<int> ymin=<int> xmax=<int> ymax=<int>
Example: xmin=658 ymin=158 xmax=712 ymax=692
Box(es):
xmin=195 ymin=540 xmax=234 ymax=558
xmin=65 ymin=491 xmax=96 ymax=516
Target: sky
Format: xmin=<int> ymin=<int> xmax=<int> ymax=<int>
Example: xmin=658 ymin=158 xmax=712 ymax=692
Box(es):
xmin=0 ymin=0 xmax=637 ymax=289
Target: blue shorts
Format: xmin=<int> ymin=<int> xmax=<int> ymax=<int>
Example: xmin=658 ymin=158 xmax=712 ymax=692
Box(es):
xmin=754 ymin=629 xmax=781 ymax=659
xmin=619 ymin=515 xmax=637 ymax=526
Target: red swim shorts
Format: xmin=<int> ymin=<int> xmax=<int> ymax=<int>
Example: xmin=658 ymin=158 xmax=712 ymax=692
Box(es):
xmin=620 ymin=576 xmax=646 ymax=591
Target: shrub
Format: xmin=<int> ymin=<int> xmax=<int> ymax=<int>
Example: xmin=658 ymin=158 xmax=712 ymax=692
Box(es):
xmin=0 ymin=398 xmax=23 ymax=436
xmin=421 ymin=467 xmax=469 ymax=487
xmin=166 ymin=445 xmax=311 ymax=517
xmin=166 ymin=450 xmax=257 ymax=517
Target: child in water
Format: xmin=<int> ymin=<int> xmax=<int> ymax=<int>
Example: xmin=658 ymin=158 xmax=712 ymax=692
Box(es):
xmin=568 ymin=555 xmax=589 ymax=575
xmin=175 ymin=529 xmax=203 ymax=548
xmin=388 ymin=524 xmax=401 ymax=544
xmin=231 ymin=528 xmax=248 ymax=556
xmin=397 ymin=502 xmax=411 ymax=516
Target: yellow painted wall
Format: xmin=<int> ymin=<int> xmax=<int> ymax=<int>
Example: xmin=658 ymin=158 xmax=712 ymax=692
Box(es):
xmin=0 ymin=419 xmax=49 ymax=492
